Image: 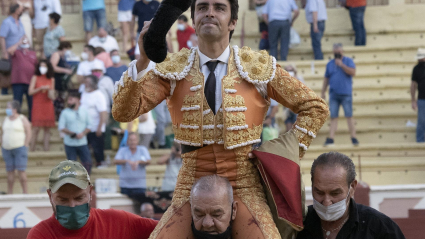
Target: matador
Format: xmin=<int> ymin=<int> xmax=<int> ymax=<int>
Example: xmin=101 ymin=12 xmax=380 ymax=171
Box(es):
xmin=112 ymin=0 xmax=329 ymax=238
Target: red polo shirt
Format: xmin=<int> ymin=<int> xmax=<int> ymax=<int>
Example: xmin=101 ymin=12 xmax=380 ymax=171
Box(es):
xmin=11 ymin=49 xmax=37 ymax=85
xmin=177 ymin=26 xmax=196 ymax=51
xmin=27 ymin=208 xmax=158 ymax=239
xmin=346 ymin=0 xmax=366 ymax=8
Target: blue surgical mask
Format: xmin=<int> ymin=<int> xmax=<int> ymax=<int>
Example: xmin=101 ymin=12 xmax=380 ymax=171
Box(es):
xmin=56 ymin=203 xmax=90 ymax=230
xmin=5 ymin=108 xmax=13 ymax=116
xmin=111 ymin=55 xmax=121 ymax=64
xmin=99 ymin=37 xmax=107 ymax=43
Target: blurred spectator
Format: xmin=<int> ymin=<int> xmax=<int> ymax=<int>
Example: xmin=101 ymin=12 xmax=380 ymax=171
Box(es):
xmin=81 ymin=75 xmax=108 ymax=168
xmin=411 ymin=48 xmax=425 ymax=142
xmin=138 ymin=111 xmax=156 ymax=148
xmin=347 ymin=0 xmax=366 ymax=46
xmin=284 ymin=64 xmax=305 ymax=132
xmin=1 ymin=100 xmax=31 ymax=194
xmin=140 ymin=203 xmax=155 ymax=219
xmin=114 ymin=132 xmax=151 ymax=198
xmin=118 ymin=0 xmax=136 ymax=51
xmin=187 ymin=33 xmax=198 ymax=48
xmin=158 ymin=142 xmax=182 ymax=191
xmin=265 ymin=99 xmax=279 ymax=127
xmin=106 ymin=49 xmax=128 ymax=83
xmin=82 ymin=0 xmax=107 ymax=43
xmin=33 ymin=0 xmax=62 ymax=58
xmin=17 ymin=0 xmax=34 ymax=47
xmin=28 ymin=60 xmax=56 ymax=152
xmin=77 ymin=45 xmax=105 ymax=85
xmin=255 ymin=0 xmax=269 ymax=50
xmin=58 ymin=91 xmax=92 ymax=174
xmin=262 ymin=0 xmax=299 ymax=61
xmin=131 ymin=0 xmax=160 ymax=45
xmin=0 ymin=3 xmax=25 ymax=95
xmin=94 ymin=47 xmax=113 ymax=68
xmin=321 ymin=43 xmax=359 ymax=146
xmin=10 ymin=38 xmax=37 ymax=121
xmin=50 ymin=41 xmax=73 ymax=119
xmin=176 ymin=15 xmax=195 ymax=51
xmin=152 ymin=100 xmax=171 ymax=149
xmin=305 ymin=0 xmax=327 ymax=60
xmin=91 ymin=61 xmax=114 ymax=112
xmin=89 ymin=28 xmax=120 ymax=53
xmin=43 ymin=12 xmax=65 ymax=58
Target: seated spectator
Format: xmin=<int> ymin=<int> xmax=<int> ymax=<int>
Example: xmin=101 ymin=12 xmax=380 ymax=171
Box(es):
xmin=94 ymin=46 xmax=113 ymax=68
xmin=176 ymin=15 xmax=195 ymax=50
xmin=140 ymin=202 xmax=155 ymax=219
xmin=106 ymin=49 xmax=128 ymax=83
xmin=33 ymin=0 xmax=61 ymax=58
xmin=43 ymin=12 xmax=65 ymax=58
xmin=138 ymin=111 xmax=156 ymax=148
xmin=81 ymin=75 xmax=108 ymax=168
xmin=10 ymin=37 xmax=37 ymax=121
xmin=284 ymin=64 xmax=305 ymax=132
xmin=1 ymin=100 xmax=31 ymax=194
xmin=89 ymin=27 xmax=120 ymax=53
xmin=296 ymin=152 xmax=405 ymax=239
xmin=58 ymin=91 xmax=92 ymax=174
xmin=0 ymin=3 xmax=25 ymax=95
xmin=114 ymin=132 xmax=151 ymax=199
xmin=82 ymin=0 xmax=107 ymax=43
xmin=77 ymin=45 xmax=105 ymax=85
xmin=190 ymin=175 xmax=237 ymax=239
xmin=50 ymin=41 xmax=73 ymax=120
xmin=158 ymin=142 xmax=182 ymax=191
xmin=28 ymin=60 xmax=56 ymax=152
xmin=27 ymin=160 xmax=158 ymax=239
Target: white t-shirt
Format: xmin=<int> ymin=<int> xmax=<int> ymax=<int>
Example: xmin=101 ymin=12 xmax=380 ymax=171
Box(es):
xmin=138 ymin=111 xmax=156 ymax=134
xmin=80 ymin=90 xmax=107 ymax=132
xmin=33 ymin=0 xmax=62 ymax=29
xmin=98 ymin=76 xmax=114 ymax=113
xmin=77 ymin=58 xmax=105 ymax=76
xmin=88 ymin=35 xmax=120 ymax=53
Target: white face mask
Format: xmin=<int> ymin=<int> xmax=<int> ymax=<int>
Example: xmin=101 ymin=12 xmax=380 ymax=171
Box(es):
xmin=99 ymin=37 xmax=107 ymax=43
xmin=187 ymin=40 xmax=193 ymax=48
xmin=111 ymin=55 xmax=121 ymax=64
xmin=20 ymin=43 xmax=30 ymax=49
xmin=313 ymin=190 xmax=350 ymax=222
xmin=81 ymin=52 xmax=89 ymax=61
xmin=39 ymin=66 xmax=48 ymax=75
xmin=288 ymin=71 xmax=295 ymax=77
xmin=177 ymin=23 xmax=186 ymax=31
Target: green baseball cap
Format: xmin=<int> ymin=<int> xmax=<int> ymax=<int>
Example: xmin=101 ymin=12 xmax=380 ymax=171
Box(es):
xmin=49 ymin=161 xmax=90 ymax=193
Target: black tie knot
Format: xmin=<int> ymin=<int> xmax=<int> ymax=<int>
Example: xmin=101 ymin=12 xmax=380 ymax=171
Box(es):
xmin=206 ymin=61 xmax=219 ymax=72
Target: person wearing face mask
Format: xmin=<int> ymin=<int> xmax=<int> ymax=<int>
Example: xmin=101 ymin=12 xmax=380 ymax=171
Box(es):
xmin=0 ymin=100 xmax=31 ymax=194
xmin=88 ymin=27 xmax=120 ymax=54
xmin=94 ymin=46 xmax=113 ymax=68
xmin=28 ymin=60 xmax=56 ymax=152
xmin=106 ymin=49 xmax=128 ymax=83
xmin=77 ymin=45 xmax=105 ymax=86
xmin=190 ymin=175 xmax=237 ymax=239
xmin=321 ymin=43 xmax=359 ymax=147
xmin=176 ymin=15 xmax=196 ymax=51
xmin=58 ymin=91 xmax=92 ymax=174
xmin=187 ymin=33 xmax=199 ymax=49
xmin=296 ymin=152 xmax=405 ymax=239
xmin=27 ymin=160 xmax=158 ymax=239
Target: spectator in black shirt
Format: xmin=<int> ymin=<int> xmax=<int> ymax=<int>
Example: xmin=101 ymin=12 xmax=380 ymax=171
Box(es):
xmin=411 ymin=48 xmax=425 ymax=142
xmin=130 ymin=0 xmax=160 ymax=46
xmin=297 ymin=152 xmax=405 ymax=239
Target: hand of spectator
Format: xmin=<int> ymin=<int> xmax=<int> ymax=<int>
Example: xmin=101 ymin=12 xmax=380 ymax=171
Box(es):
xmin=96 ymin=129 xmax=102 ymax=137
xmin=39 ymin=85 xmax=50 ymax=90
xmin=76 ymin=133 xmax=85 ymax=139
xmin=412 ymin=100 xmax=418 ymax=111
xmin=65 ymin=68 xmax=73 ymax=75
xmin=335 ymin=58 xmax=343 ymax=67
xmin=129 ymin=161 xmax=139 ymax=171
xmin=313 ymin=24 xmax=319 ymax=33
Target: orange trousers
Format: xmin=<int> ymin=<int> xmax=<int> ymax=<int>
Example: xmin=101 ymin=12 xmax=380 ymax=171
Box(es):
xmin=148 ymin=144 xmax=280 ymax=239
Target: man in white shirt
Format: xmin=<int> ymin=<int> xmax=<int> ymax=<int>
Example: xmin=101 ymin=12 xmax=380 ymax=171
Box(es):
xmin=77 ymin=45 xmax=105 ymax=85
xmin=33 ymin=0 xmax=62 ymax=57
xmin=305 ymin=0 xmax=327 ymax=60
xmin=81 ymin=75 xmax=107 ymax=168
xmin=90 ymin=60 xmax=114 ymax=113
xmin=88 ymin=28 xmax=119 ymax=53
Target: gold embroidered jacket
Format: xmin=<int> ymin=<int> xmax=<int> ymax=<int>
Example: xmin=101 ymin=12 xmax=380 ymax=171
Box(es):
xmin=112 ymin=46 xmax=329 ymax=157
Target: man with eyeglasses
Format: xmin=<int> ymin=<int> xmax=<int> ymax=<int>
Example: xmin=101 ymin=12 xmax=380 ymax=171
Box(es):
xmin=58 ymin=91 xmax=92 ymax=174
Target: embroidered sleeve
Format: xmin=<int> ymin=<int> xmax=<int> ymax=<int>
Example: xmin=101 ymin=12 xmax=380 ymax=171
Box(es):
xmin=112 ymin=61 xmax=170 ymax=123
xmin=267 ymin=65 xmax=329 ymax=157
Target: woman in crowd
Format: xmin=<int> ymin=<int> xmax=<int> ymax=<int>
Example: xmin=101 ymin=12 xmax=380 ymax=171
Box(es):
xmin=18 ymin=0 xmax=34 ymax=47
xmin=50 ymin=41 xmax=73 ymax=119
xmin=29 ymin=60 xmax=56 ymax=151
xmin=1 ymin=100 xmax=31 ymax=194
xmin=44 ymin=12 xmax=66 ymax=58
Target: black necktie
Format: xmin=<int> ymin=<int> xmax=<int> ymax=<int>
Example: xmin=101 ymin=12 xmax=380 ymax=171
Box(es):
xmin=204 ymin=61 xmax=219 ymax=114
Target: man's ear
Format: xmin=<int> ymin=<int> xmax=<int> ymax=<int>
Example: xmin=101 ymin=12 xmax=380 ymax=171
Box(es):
xmin=47 ymin=189 xmax=54 ymax=205
xmin=232 ymin=201 xmax=238 ymax=220
xmin=228 ymin=19 xmax=237 ymax=31
xmin=350 ymin=180 xmax=358 ymax=197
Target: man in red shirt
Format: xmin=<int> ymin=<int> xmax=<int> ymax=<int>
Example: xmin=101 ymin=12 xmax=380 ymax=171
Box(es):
xmin=27 ymin=161 xmax=157 ymax=239
xmin=176 ymin=15 xmax=195 ymax=50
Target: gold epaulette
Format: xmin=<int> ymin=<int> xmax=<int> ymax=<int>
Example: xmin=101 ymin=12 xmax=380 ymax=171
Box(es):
xmin=233 ymin=46 xmax=277 ymax=85
xmin=153 ymin=47 xmax=196 ymax=80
